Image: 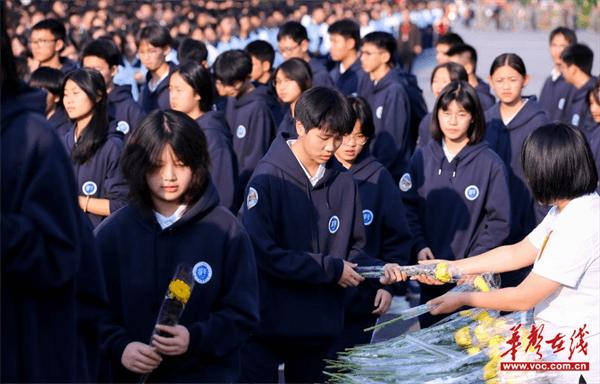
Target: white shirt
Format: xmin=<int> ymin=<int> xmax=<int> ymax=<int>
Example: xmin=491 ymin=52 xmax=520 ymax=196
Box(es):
xmin=287 ymin=140 xmax=326 ymax=187
xmin=502 ymin=98 xmax=529 ymax=126
xmin=148 ymin=69 xmax=170 ymax=93
xmin=442 ymin=140 xmax=456 ymax=163
xmin=154 ymin=205 xmax=187 ymax=229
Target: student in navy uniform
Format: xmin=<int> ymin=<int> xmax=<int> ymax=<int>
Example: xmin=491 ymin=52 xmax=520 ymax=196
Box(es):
xmin=169 ymin=61 xmax=238 ymax=211
xmin=29 ymin=18 xmax=78 ymax=74
xmin=583 ymin=78 xmax=600 ymax=192
xmin=401 ymin=81 xmax=511 ymax=327
xmin=177 ymin=37 xmax=209 ymax=69
xmin=418 ymin=62 xmax=468 ymax=148
xmin=277 ymin=21 xmax=335 ymax=88
xmin=82 ymin=38 xmax=146 ymax=137
xmin=28 ymin=66 xmax=71 ymax=136
xmin=434 ymin=32 xmax=464 ymax=64
xmin=486 ymin=53 xmax=550 ymax=249
xmin=246 ymin=40 xmax=284 ymax=127
xmin=61 ymin=69 xmax=128 ymax=227
xmin=273 ymin=58 xmax=312 ymax=136
xmin=538 ymin=27 xmax=577 ymax=122
xmin=96 ymin=110 xmax=259 ymax=383
xmin=358 ymin=31 xmax=412 ymax=182
xmin=213 ymin=49 xmax=276 ymax=208
xmin=138 ymin=25 xmax=176 ymax=113
xmin=394 ymin=66 xmax=431 ymax=152
xmin=560 ymin=44 xmax=596 ymax=128
xmin=240 ymin=87 xmax=401 ymax=383
xmin=328 ymin=19 xmax=367 ymax=96
xmin=446 ymin=44 xmax=496 ymax=111
xmin=332 ymin=96 xmax=413 ymax=352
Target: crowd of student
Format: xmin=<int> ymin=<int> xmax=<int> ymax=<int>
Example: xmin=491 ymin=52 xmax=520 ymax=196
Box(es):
xmin=1 ymin=1 xmax=599 ymax=383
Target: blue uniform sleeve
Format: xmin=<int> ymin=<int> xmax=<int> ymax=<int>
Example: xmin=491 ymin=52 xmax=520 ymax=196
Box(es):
xmin=417 ymin=113 xmax=431 ymax=149
xmin=103 ymin=139 xmax=129 ymax=213
xmin=208 ymin=144 xmax=238 ymax=212
xmin=379 ymin=171 xmax=413 ymax=265
xmin=187 ymin=224 xmax=259 ymax=357
xmin=401 ymin=151 xmax=427 ymax=257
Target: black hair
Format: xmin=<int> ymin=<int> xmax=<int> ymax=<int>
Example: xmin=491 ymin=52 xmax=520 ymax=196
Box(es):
xmin=1 ymin=3 xmax=19 ymax=95
xmin=522 ymin=122 xmax=598 ymax=205
xmin=177 ymin=38 xmax=208 ymax=65
xmin=431 ymin=80 xmax=485 ymax=144
xmin=213 ymin=49 xmax=252 ymax=85
xmin=81 ymin=38 xmax=122 ymax=68
xmin=29 ymin=67 xmax=65 ymax=96
xmin=347 ymin=96 xmax=375 ymax=139
xmin=446 ymin=43 xmax=478 ymax=69
xmin=362 ymin=32 xmax=396 ymax=64
xmin=31 ymin=18 xmax=66 ymax=43
xmin=489 ymin=53 xmax=527 ymax=77
xmin=245 ymin=40 xmax=275 ymax=68
xmin=62 ymin=68 xmax=109 ymax=164
xmin=138 ymin=24 xmax=172 ymax=48
xmin=328 ymin=19 xmax=361 ymax=51
xmin=436 ymin=33 xmax=464 ymax=48
xmin=588 ymin=77 xmax=600 ymax=107
xmin=277 ymin=21 xmax=308 ymax=43
xmin=295 ymin=86 xmax=356 ymax=136
xmin=430 ymin=62 xmax=468 ymax=85
xmin=273 ymin=58 xmax=313 ymax=95
xmin=561 ymin=44 xmax=594 ymax=76
xmin=549 ymin=27 xmax=577 ymax=45
xmin=120 ymin=109 xmax=210 ymax=208
xmin=173 ymin=61 xmax=214 ymax=112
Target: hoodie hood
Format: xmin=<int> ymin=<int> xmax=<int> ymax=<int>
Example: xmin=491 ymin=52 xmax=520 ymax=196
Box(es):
xmin=427 ymin=139 xmax=490 ymax=178
xmin=231 ymin=87 xmax=267 ymax=109
xmin=108 ymin=84 xmax=134 ymax=104
xmin=486 ymin=96 xmax=546 ymax=131
xmin=348 ymin=149 xmax=383 ymax=184
xmin=1 ymin=84 xmax=46 ymax=132
xmin=372 ymin=66 xmax=403 ymax=94
xmin=571 ymin=77 xmax=596 ymax=104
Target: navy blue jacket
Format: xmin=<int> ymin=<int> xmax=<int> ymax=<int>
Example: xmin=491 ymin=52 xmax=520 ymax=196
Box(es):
xmin=395 ymin=69 xmax=429 ymax=151
xmin=253 ymin=80 xmax=285 ymax=127
xmin=309 ymin=58 xmax=335 ymax=88
xmin=538 ymin=73 xmax=575 ymax=123
xmin=346 ymin=152 xmax=413 ymax=315
xmin=139 ymin=63 xmax=176 ymax=113
xmin=329 ymin=58 xmax=368 ymax=96
xmin=1 ymin=85 xmax=81 ymax=382
xmin=581 ymin=117 xmax=600 ymax=193
xmin=485 ymin=97 xmax=550 ymax=240
xmin=277 ymin=108 xmax=296 ymax=136
xmin=402 ymin=140 xmax=511 ymax=260
xmin=417 ymin=112 xmax=433 ymax=148
xmin=563 ymin=77 xmax=597 ymax=128
xmin=108 ymin=84 xmax=146 ymax=137
xmin=225 ymin=89 xmax=276 ymax=207
xmin=242 ymin=133 xmax=382 ymax=338
xmin=63 ymin=128 xmax=129 ymax=227
xmin=475 ymin=77 xmax=496 ymax=112
xmin=358 ymin=67 xmax=412 ymax=181
xmin=48 ymin=106 xmax=72 ymax=137
xmin=196 ymin=111 xmax=238 ymax=211
xmin=60 ymin=57 xmax=79 ymax=74
xmin=96 ymin=182 xmax=259 ymax=383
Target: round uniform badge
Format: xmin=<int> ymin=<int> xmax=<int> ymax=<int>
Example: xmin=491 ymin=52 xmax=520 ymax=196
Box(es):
xmin=571 ymin=114 xmax=580 ymax=127
xmin=247 ymin=187 xmax=258 ymax=210
xmin=193 ymin=261 xmax=213 ymax=284
xmin=116 ymin=121 xmax=130 ymax=135
xmin=362 ymin=209 xmax=374 ymax=226
xmin=376 ymin=106 xmax=383 ymax=120
xmin=558 ymin=98 xmax=566 ymax=110
xmin=328 ymin=215 xmax=340 ymax=234
xmin=464 ymin=185 xmax=480 ymax=201
xmin=236 ymin=125 xmax=247 ymax=139
xmin=399 ymin=173 xmax=412 ymax=192
xmin=82 ymin=181 xmax=98 ymax=196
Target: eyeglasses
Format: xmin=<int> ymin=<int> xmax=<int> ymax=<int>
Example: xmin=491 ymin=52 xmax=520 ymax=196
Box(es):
xmin=30 ymin=38 xmax=57 ymax=46
xmin=279 ymin=43 xmax=300 ymax=54
xmin=342 ymin=134 xmax=368 ymax=146
xmin=139 ymin=48 xmax=163 ymax=57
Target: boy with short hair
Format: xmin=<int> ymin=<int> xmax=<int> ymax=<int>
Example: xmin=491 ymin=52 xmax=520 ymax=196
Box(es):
xmin=434 ymin=32 xmax=464 ymax=64
xmin=539 ymin=27 xmax=577 ymax=122
xmin=560 ymin=43 xmax=596 ymax=128
xmin=177 ymin=37 xmax=209 ymax=69
xmin=81 ymin=38 xmax=146 ymax=136
xmin=213 ymin=49 xmax=276 ymax=207
xmin=29 ymin=18 xmax=78 ymax=74
xmin=277 ymin=21 xmax=334 ymax=88
xmin=137 ymin=24 xmax=175 ymax=113
xmin=240 ymin=87 xmax=396 ymax=383
xmin=328 ymin=19 xmax=367 ymax=96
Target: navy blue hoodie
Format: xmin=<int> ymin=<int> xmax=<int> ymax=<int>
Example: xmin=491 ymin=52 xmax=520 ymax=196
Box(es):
xmin=417 ymin=112 xmax=433 ymax=148
xmin=485 ymin=97 xmax=550 ymax=240
xmin=309 ymin=58 xmax=335 ymax=88
xmin=539 ymin=73 xmax=575 ymax=122
xmin=95 ymin=181 xmax=259 ymax=383
xmin=358 ymin=67 xmax=412 ymax=181
xmin=60 ymin=57 xmax=79 ymax=74
xmin=108 ymin=84 xmax=147 ymax=137
xmin=563 ymin=77 xmax=597 ymax=128
xmin=48 ymin=105 xmax=72 ymax=137
xmin=63 ymin=127 xmax=129 ymax=227
xmin=401 ymin=140 xmax=511 ymax=260
xmin=1 ymin=84 xmax=81 ymax=382
xmin=253 ymin=80 xmax=285 ymax=127
xmin=395 ymin=69 xmax=429 ymax=151
xmin=139 ymin=63 xmax=176 ymax=113
xmin=196 ymin=111 xmax=238 ymax=211
xmin=581 ymin=117 xmax=600 ymax=193
xmin=242 ymin=133 xmax=383 ymax=338
xmin=225 ymin=88 xmax=276 ymax=206
xmin=475 ymin=77 xmax=496 ymax=112
xmin=277 ymin=108 xmax=296 ymax=136
xmin=329 ymin=58 xmax=368 ymax=96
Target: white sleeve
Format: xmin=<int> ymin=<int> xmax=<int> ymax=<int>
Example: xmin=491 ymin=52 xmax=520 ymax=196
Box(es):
xmin=527 ymin=209 xmax=554 ymax=249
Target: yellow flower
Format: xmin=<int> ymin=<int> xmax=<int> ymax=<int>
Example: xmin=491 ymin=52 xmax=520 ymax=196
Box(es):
xmin=455 ymin=326 xmax=472 ymax=347
xmin=474 ymin=324 xmax=492 ymax=346
xmin=459 ymin=309 xmax=473 ymax=317
xmin=473 ymin=311 xmax=491 ymax=321
xmin=467 ymin=346 xmax=481 ymax=355
xmin=169 ymin=279 xmax=191 ymax=304
xmin=483 ymin=357 xmax=500 ymax=380
xmin=485 ymin=378 xmax=500 ymax=384
xmin=488 ymin=335 xmax=505 ymax=349
xmin=434 ymin=262 xmax=452 ymax=282
xmin=473 ymin=276 xmax=490 ymax=292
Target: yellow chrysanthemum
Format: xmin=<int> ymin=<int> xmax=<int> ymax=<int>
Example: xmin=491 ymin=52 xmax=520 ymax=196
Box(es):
xmin=483 ymin=357 xmax=500 ymax=380
xmin=434 ymin=262 xmax=452 ymax=282
xmin=473 ymin=311 xmax=491 ymax=321
xmin=459 ymin=309 xmax=473 ymax=317
xmin=473 ymin=275 xmax=490 ymax=292
xmin=485 ymin=377 xmax=500 ymax=384
xmin=169 ymin=279 xmax=191 ymax=304
xmin=474 ymin=324 xmax=492 ymax=346
xmin=493 ymin=319 xmax=507 ymax=332
xmin=467 ymin=346 xmax=481 ymax=355
xmin=488 ymin=335 xmax=505 ymax=349
xmin=455 ymin=326 xmax=472 ymax=347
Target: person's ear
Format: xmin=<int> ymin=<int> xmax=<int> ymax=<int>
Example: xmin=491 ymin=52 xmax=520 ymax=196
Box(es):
xmin=54 ymin=39 xmax=64 ymax=53
xmin=381 ymin=51 xmax=391 ymax=66
xmin=300 ymin=40 xmax=309 ymax=54
xmin=201 ymin=60 xmax=208 ymax=70
xmin=162 ymin=46 xmax=171 ymax=57
xmin=110 ymin=65 xmax=118 ymax=78
xmin=523 ymin=74 xmax=530 ymax=87
xmin=295 ymin=120 xmax=305 ymax=137
xmin=261 ymin=60 xmax=271 ymax=73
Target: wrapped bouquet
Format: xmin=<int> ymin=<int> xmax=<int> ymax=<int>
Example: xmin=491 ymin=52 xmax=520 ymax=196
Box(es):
xmin=356 ymin=261 xmax=461 ymax=283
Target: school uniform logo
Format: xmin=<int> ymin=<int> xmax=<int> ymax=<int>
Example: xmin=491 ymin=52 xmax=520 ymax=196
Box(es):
xmin=236 ymin=125 xmax=247 ymax=138
xmin=82 ymin=181 xmax=98 ymax=196
xmin=362 ymin=209 xmax=374 ymax=226
xmin=571 ymin=114 xmax=580 ymax=127
xmin=116 ymin=121 xmax=130 ymax=135
xmin=558 ymin=98 xmax=566 ymax=110
xmin=328 ymin=215 xmax=340 ymax=234
xmin=399 ymin=173 xmax=412 ymax=192
xmin=464 ymin=185 xmax=480 ymax=201
xmin=246 ymin=187 xmax=258 ymax=210
xmin=376 ymin=106 xmax=383 ymax=120
xmin=192 ymin=261 xmax=213 ymax=284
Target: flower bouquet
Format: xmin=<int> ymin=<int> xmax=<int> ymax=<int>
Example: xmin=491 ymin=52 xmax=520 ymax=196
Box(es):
xmin=356 ymin=261 xmax=461 ymax=283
